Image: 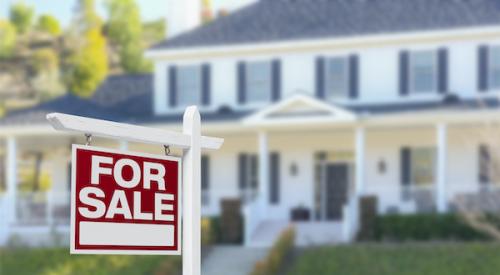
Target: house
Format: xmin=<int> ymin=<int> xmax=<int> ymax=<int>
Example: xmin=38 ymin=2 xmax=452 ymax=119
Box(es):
xmin=1 ymin=0 xmax=500 ymax=247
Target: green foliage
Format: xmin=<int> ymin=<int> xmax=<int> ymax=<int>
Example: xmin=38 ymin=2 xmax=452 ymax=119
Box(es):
xmin=105 ymin=0 xmax=150 ymax=73
xmin=372 ymin=213 xmax=490 ymax=242
xmin=32 ymin=48 xmax=59 ymax=74
xmin=201 ymin=217 xmax=215 ymax=246
xmin=288 ymin=243 xmax=500 ymax=275
xmin=251 ymin=227 xmax=295 ymax=275
xmin=37 ymin=14 xmax=61 ymax=36
xmin=142 ymin=19 xmax=165 ymax=45
xmin=0 ymin=20 xmax=17 ymax=58
xmin=9 ymin=2 xmax=34 ymax=34
xmin=0 ymin=247 xmax=180 ymax=275
xmin=67 ymin=0 xmax=108 ymax=98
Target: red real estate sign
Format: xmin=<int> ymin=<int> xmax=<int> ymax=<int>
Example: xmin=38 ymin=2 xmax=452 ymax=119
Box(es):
xmin=70 ymin=145 xmax=181 ymax=255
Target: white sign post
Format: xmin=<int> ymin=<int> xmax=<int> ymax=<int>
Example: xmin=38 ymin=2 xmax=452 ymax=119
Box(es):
xmin=47 ymin=106 xmax=223 ymax=275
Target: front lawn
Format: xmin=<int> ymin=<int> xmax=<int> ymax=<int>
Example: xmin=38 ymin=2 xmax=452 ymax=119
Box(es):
xmin=288 ymin=243 xmax=500 ymax=275
xmin=0 ymin=247 xmax=181 ymax=275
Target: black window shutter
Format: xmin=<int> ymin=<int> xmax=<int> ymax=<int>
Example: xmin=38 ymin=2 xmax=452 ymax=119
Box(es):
xmin=272 ymin=59 xmax=281 ymax=102
xmin=401 ymin=147 xmax=411 ymax=186
xmin=201 ymin=64 xmax=211 ymax=106
xmin=478 ymin=45 xmax=489 ymax=92
xmin=250 ymin=155 xmax=258 ymax=189
xmin=238 ymin=154 xmax=247 ymax=190
xmin=438 ymin=48 xmax=448 ymax=94
xmin=201 ymin=155 xmax=210 ymax=191
xmin=349 ymin=54 xmax=359 ymax=99
xmin=168 ymin=66 xmax=177 ymax=107
xmin=316 ymin=56 xmax=325 ymax=99
xmin=479 ymin=144 xmax=491 ymax=184
xmin=270 ymin=152 xmax=280 ymax=204
xmin=237 ymin=62 xmax=246 ymax=104
xmin=399 ymin=51 xmax=409 ymax=96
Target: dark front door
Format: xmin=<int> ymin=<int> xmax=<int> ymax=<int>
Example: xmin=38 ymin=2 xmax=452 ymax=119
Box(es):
xmin=325 ymin=164 xmax=349 ymax=221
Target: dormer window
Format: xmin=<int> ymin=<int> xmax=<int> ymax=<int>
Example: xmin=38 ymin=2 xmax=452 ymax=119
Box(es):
xmin=325 ymin=57 xmax=349 ymax=99
xmin=410 ymin=50 xmax=437 ymax=93
xmin=489 ymin=46 xmax=500 ymax=90
xmin=177 ymin=65 xmax=201 ymax=106
xmin=246 ymin=61 xmax=272 ymax=104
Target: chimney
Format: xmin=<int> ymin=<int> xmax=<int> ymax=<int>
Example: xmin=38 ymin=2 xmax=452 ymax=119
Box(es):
xmin=166 ymin=0 xmax=202 ymax=38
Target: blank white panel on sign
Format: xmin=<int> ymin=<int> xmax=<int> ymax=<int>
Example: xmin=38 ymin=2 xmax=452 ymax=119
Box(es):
xmin=80 ymin=222 xmax=175 ymax=246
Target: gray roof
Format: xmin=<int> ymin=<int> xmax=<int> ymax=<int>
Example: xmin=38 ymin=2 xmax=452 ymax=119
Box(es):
xmin=152 ymin=0 xmax=500 ymax=50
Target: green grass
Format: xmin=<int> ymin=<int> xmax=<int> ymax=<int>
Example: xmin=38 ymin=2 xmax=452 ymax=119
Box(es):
xmin=288 ymin=243 xmax=500 ymax=275
xmin=0 ymin=247 xmax=181 ymax=275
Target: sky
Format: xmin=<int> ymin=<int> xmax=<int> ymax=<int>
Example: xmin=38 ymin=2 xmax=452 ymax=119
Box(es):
xmin=0 ymin=0 xmax=255 ymax=26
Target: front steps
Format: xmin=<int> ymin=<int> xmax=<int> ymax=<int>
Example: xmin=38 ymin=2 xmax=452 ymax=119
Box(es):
xmin=247 ymin=220 xmax=344 ymax=247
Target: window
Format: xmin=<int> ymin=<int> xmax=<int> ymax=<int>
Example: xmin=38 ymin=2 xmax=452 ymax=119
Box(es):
xmin=325 ymin=57 xmax=348 ymax=99
xmin=246 ymin=61 xmax=271 ymax=104
xmin=239 ymin=154 xmax=258 ymax=203
xmin=489 ymin=46 xmax=500 ymax=89
xmin=410 ymin=147 xmax=436 ymax=186
xmin=410 ymin=50 xmax=437 ymax=93
xmin=177 ymin=65 xmax=201 ymax=106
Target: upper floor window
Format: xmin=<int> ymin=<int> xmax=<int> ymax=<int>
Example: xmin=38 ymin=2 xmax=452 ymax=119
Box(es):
xmin=325 ymin=57 xmax=348 ymax=99
xmin=246 ymin=61 xmax=272 ymax=104
xmin=489 ymin=46 xmax=500 ymax=90
xmin=410 ymin=50 xmax=437 ymax=93
xmin=177 ymin=65 xmax=201 ymax=106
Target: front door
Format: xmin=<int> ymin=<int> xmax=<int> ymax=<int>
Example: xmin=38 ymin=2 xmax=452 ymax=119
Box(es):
xmin=325 ymin=164 xmax=349 ymax=221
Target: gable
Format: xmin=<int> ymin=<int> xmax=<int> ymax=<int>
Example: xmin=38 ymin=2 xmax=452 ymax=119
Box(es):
xmin=244 ymin=94 xmax=356 ymax=126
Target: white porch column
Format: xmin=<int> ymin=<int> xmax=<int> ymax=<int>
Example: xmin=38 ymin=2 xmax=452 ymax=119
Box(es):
xmin=6 ymin=136 xmax=17 ymax=224
xmin=258 ymin=132 xmax=269 ymax=210
xmin=355 ymin=127 xmax=365 ymax=196
xmin=436 ymin=123 xmax=448 ymax=213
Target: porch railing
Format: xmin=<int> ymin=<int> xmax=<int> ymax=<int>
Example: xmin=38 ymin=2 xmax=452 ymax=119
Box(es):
xmin=243 ymin=195 xmax=265 ymax=246
xmin=15 ymin=191 xmax=70 ymax=226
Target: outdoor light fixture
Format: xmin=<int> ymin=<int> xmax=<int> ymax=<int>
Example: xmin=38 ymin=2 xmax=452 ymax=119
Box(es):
xmin=378 ymin=159 xmax=386 ymax=174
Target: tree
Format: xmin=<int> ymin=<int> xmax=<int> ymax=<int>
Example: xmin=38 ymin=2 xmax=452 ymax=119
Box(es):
xmin=9 ymin=2 xmax=34 ymax=34
xmin=31 ymin=49 xmax=64 ymax=100
xmin=0 ymin=20 xmax=17 ymax=58
xmin=66 ymin=0 xmax=108 ymax=98
xmin=37 ymin=14 xmax=61 ymax=36
xmin=105 ymin=0 xmax=151 ymax=73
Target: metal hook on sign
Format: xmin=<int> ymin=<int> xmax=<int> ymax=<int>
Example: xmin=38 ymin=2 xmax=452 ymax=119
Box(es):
xmin=85 ymin=133 xmax=92 ymax=146
xmin=164 ymin=145 xmax=170 ymax=155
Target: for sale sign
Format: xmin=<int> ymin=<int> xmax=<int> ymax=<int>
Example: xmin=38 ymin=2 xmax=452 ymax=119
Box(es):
xmin=70 ymin=145 xmax=181 ymax=255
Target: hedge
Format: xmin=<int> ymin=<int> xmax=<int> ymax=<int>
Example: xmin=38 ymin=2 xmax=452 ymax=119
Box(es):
xmin=372 ymin=213 xmax=490 ymax=242
xmin=250 ymin=226 xmax=295 ymax=275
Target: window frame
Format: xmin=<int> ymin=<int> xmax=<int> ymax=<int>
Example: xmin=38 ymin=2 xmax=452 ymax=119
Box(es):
xmin=176 ymin=65 xmax=202 ymax=107
xmin=324 ymin=56 xmax=349 ymax=100
xmin=488 ymin=45 xmax=500 ymax=90
xmin=409 ymin=50 xmax=438 ymax=94
xmin=245 ymin=61 xmax=272 ymax=105
xmin=409 ymin=147 xmax=436 ymax=187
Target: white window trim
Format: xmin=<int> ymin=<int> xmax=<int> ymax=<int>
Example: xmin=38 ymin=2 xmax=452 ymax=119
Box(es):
xmin=244 ymin=61 xmax=273 ymax=106
xmin=409 ymin=146 xmax=436 ymax=187
xmin=176 ymin=65 xmax=202 ymax=108
xmin=409 ymin=50 xmax=438 ymax=95
xmin=324 ymin=56 xmax=349 ymax=101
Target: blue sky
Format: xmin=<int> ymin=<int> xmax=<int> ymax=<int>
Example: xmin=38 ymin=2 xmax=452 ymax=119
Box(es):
xmin=0 ymin=0 xmax=254 ymax=26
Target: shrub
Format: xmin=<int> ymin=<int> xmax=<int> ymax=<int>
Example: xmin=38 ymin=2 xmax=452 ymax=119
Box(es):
xmin=250 ymin=227 xmax=295 ymax=275
xmin=201 ymin=218 xmax=215 ymax=247
xmin=0 ymin=20 xmax=17 ymax=58
xmin=373 ymin=213 xmax=490 ymax=242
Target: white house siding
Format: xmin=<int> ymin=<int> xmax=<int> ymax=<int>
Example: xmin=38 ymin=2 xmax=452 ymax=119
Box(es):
xmin=154 ymin=30 xmax=500 ymax=116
